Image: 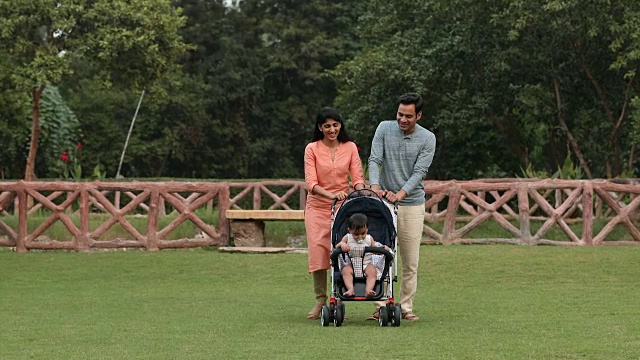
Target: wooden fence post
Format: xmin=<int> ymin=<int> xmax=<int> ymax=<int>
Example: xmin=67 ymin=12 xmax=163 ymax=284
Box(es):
xmin=219 ymin=184 xmax=231 ymax=245
xmin=77 ymin=185 xmax=90 ymax=251
xmin=582 ymin=182 xmax=593 ymax=245
xmin=253 ymin=185 xmax=261 ymax=210
xmin=16 ymin=183 xmax=27 ymax=253
xmin=517 ymin=184 xmax=532 ymax=245
xmin=442 ymin=183 xmax=461 ymax=244
xmin=299 ymin=184 xmax=306 ymax=210
xmin=115 ymin=191 xmax=121 ymax=210
xmin=146 ymin=190 xmax=160 ymax=251
xmin=159 ymin=196 xmax=166 ymax=216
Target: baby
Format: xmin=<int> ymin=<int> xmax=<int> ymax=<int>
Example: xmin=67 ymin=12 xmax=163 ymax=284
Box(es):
xmin=335 ymin=213 xmax=390 ymax=297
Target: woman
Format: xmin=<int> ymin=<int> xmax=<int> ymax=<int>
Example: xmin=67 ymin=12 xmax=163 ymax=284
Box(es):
xmin=304 ymin=107 xmax=365 ymax=319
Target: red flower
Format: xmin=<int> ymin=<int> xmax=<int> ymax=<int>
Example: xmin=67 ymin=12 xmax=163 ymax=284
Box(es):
xmin=77 ymin=142 xmax=83 ymax=149
xmin=60 ymin=152 xmax=70 ymax=163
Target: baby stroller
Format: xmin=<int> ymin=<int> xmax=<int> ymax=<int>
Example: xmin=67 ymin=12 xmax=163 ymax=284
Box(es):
xmin=320 ymin=189 xmax=402 ymax=327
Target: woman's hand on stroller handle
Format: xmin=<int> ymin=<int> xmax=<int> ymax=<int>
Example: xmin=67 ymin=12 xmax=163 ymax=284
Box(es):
xmin=332 ymin=191 xmax=347 ymax=200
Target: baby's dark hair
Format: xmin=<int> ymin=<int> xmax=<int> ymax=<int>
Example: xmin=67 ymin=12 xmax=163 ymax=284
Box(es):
xmin=347 ymin=213 xmax=368 ymax=232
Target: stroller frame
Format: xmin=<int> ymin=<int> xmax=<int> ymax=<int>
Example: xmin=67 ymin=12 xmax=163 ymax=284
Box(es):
xmin=320 ymin=189 xmax=402 ymax=327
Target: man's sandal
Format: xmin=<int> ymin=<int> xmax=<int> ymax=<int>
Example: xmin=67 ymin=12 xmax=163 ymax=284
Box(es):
xmin=366 ymin=310 xmax=380 ymax=320
xmin=402 ymin=311 xmax=420 ymax=321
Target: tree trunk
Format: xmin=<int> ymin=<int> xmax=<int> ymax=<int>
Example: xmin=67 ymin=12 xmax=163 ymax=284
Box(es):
xmin=628 ymin=144 xmax=636 ymax=174
xmin=579 ymin=58 xmax=633 ymax=177
xmin=552 ymin=78 xmax=593 ymax=178
xmin=25 ymin=84 xmax=46 ymax=182
xmin=492 ymin=113 xmax=529 ymax=165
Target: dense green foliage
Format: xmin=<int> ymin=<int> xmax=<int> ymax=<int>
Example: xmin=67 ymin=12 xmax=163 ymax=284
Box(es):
xmin=0 ymin=0 xmax=189 ymax=179
xmin=335 ymin=0 xmax=640 ymax=179
xmin=1 ymin=0 xmax=639 ymax=180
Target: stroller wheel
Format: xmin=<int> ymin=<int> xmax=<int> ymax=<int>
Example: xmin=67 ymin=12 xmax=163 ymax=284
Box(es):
xmin=329 ymin=302 xmax=336 ymax=322
xmin=320 ymin=305 xmax=331 ymax=327
xmin=378 ymin=307 xmax=389 ymax=327
xmin=392 ymin=303 xmax=402 ymax=327
xmin=334 ymin=303 xmax=344 ymax=327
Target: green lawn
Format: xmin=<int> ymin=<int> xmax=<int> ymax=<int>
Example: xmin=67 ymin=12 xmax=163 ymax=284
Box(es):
xmin=1 ymin=246 xmax=640 ymax=359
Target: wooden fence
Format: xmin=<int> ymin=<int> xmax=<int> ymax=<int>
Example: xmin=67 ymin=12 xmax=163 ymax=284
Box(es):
xmin=0 ymin=179 xmax=639 ymax=252
xmin=423 ymin=178 xmax=640 ymax=246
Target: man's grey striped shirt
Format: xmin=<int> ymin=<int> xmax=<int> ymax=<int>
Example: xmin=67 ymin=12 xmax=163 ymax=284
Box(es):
xmin=368 ymin=121 xmax=436 ymax=206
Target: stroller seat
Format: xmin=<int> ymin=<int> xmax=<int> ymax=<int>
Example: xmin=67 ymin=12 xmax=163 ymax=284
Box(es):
xmin=333 ymin=246 xmax=391 ymax=300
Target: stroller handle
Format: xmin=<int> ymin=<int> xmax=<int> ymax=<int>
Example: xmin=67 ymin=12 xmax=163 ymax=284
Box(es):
xmin=331 ymin=188 xmax=386 ymax=215
xmin=330 ymin=246 xmax=394 ymax=265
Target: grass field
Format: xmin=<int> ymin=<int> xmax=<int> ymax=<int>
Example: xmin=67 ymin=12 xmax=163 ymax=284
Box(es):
xmin=2 ymin=245 xmax=640 ymax=359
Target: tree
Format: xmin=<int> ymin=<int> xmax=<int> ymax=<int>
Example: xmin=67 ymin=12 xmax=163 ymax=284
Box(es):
xmin=172 ymin=0 xmax=365 ymax=178
xmin=175 ymin=0 xmax=261 ymax=178
xmin=238 ymin=0 xmax=365 ymax=178
xmin=50 ymin=0 xmax=365 ymax=179
xmin=333 ymin=0 xmax=640 ymax=179
xmin=496 ymin=0 xmax=640 ymax=178
xmin=0 ymin=78 xmax=30 ymax=179
xmin=0 ymin=0 xmax=188 ymax=180
xmin=333 ymin=0 xmax=526 ymax=179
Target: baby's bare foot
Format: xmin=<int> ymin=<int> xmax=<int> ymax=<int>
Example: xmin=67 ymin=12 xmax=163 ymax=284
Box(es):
xmin=366 ymin=289 xmax=376 ymax=297
xmin=343 ymin=289 xmax=355 ymax=296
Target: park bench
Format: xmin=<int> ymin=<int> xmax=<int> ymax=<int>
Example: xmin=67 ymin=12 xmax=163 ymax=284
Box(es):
xmin=226 ymin=209 xmax=305 ymax=247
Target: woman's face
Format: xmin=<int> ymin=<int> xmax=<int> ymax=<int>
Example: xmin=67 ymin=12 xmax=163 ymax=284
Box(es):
xmin=319 ymin=118 xmax=341 ymax=141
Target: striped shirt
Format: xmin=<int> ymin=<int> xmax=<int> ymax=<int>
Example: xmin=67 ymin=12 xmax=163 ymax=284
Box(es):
xmin=368 ymin=121 xmax=436 ymax=206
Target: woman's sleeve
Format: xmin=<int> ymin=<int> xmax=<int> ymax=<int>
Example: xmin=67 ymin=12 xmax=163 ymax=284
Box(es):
xmin=349 ymin=142 xmax=365 ymax=187
xmin=304 ymin=144 xmax=319 ymax=192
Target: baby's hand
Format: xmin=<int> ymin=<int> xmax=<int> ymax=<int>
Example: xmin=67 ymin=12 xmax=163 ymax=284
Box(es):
xmin=342 ymin=244 xmax=350 ymax=253
xmin=383 ymin=245 xmax=391 ymax=252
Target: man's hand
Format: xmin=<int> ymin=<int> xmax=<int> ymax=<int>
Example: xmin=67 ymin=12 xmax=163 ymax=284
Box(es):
xmin=372 ymin=186 xmax=407 ymax=203
xmin=389 ymin=190 xmax=408 ymax=202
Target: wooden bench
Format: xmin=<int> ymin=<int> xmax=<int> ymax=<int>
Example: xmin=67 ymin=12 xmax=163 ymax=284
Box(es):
xmin=226 ymin=210 xmax=305 ymax=247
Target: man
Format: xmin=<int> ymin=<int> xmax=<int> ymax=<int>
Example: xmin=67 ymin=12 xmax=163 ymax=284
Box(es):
xmin=368 ymin=92 xmax=436 ymax=321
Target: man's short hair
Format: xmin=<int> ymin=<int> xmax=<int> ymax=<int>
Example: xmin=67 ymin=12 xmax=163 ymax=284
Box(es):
xmin=397 ymin=93 xmax=424 ymax=113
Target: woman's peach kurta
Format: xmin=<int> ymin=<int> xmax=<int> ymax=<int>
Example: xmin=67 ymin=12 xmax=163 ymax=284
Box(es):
xmin=304 ymin=140 xmax=364 ymax=273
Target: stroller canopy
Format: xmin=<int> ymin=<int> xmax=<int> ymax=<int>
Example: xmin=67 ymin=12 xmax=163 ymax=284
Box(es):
xmin=331 ymin=195 xmax=396 ymax=249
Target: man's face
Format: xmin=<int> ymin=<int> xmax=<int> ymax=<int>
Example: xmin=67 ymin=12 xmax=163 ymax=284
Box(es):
xmin=396 ymin=103 xmax=422 ymax=135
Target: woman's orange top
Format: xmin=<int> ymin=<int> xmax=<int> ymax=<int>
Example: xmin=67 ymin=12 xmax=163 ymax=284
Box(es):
xmin=304 ymin=140 xmax=364 ymax=272
xmin=304 ymin=141 xmax=365 ymax=202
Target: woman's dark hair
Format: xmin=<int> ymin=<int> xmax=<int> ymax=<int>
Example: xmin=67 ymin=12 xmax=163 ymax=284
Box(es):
xmin=397 ymin=93 xmax=424 ymax=114
xmin=311 ymin=107 xmax=353 ymax=142
xmin=347 ymin=213 xmax=368 ymax=232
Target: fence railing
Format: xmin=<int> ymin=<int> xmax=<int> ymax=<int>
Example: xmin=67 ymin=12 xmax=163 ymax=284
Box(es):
xmin=1 ymin=179 xmax=639 ymax=252
xmin=423 ymin=179 xmax=640 ymax=245
xmin=0 ymin=181 xmax=230 ymax=252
